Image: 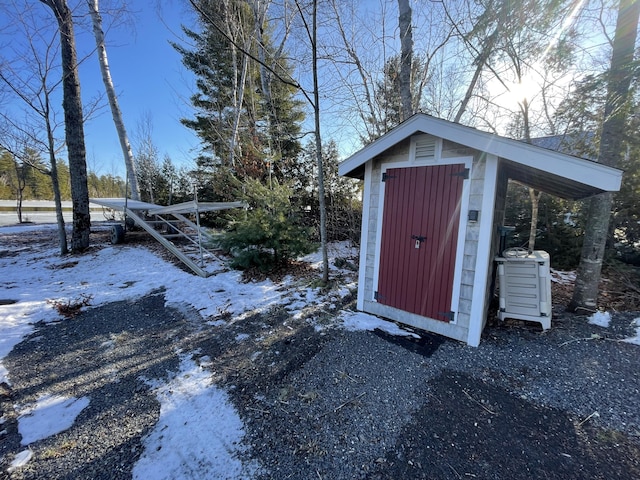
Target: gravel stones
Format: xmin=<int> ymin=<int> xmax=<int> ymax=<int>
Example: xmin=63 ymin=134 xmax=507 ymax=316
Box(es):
xmin=1 ymin=291 xmax=639 ymax=479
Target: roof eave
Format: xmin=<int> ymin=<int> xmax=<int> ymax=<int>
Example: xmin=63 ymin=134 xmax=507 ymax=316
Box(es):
xmin=338 ymin=114 xmax=623 ymax=194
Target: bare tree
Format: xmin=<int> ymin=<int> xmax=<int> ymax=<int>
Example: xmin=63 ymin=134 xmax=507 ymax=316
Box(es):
xmin=39 ymin=0 xmax=91 ymax=251
xmin=569 ymin=0 xmax=640 ymax=312
xmin=325 ymin=0 xmax=387 ymax=141
xmin=293 ymin=0 xmax=329 ymax=283
xmin=0 ymin=5 xmax=69 ymax=252
xmin=87 ymin=0 xmax=140 ymax=200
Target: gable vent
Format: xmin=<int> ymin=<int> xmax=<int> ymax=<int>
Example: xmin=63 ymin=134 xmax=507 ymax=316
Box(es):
xmin=414 ymin=138 xmax=436 ymax=159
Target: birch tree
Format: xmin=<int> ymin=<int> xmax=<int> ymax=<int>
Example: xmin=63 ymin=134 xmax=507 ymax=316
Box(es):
xmin=87 ymin=0 xmax=140 ymax=200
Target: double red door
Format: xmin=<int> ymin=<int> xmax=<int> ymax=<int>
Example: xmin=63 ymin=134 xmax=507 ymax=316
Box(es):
xmin=376 ymin=164 xmax=465 ymax=322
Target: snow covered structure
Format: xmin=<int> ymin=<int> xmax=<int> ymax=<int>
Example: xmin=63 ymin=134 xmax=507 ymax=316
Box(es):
xmin=338 ymin=114 xmax=623 ymax=346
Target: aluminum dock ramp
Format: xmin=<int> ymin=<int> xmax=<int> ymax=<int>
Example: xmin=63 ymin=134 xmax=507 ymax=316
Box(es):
xmin=90 ymin=198 xmax=245 ymax=277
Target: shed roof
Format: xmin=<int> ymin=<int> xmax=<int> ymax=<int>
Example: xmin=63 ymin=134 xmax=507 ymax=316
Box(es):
xmin=338 ymin=114 xmax=623 ymax=200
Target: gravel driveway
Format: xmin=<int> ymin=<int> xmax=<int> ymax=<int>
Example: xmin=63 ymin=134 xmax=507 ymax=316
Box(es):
xmin=1 ymin=282 xmax=639 ymax=479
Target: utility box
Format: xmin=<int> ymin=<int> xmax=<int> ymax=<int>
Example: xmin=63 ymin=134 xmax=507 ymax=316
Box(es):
xmin=495 ymin=250 xmax=552 ymax=330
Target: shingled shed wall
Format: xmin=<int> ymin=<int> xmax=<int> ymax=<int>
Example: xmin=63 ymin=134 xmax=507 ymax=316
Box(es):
xmin=357 ymin=135 xmax=496 ymax=344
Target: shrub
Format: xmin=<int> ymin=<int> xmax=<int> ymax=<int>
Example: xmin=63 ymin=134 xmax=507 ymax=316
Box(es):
xmin=217 ymin=178 xmax=316 ymax=272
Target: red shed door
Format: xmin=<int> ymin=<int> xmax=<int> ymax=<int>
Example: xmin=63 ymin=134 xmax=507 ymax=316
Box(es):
xmin=376 ymin=164 xmax=465 ymax=322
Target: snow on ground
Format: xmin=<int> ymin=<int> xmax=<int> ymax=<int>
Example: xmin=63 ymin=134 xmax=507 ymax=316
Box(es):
xmin=17 ymin=394 xmax=90 ymax=445
xmin=550 ymin=269 xmax=576 ymax=285
xmin=340 ymin=310 xmax=420 ymax=338
xmin=0 ymin=226 xmax=284 ymax=384
xmin=588 ymin=311 xmax=612 ymax=328
xmin=0 ymin=224 xmax=369 ymax=477
xmin=623 ymin=318 xmax=640 ymax=345
xmin=133 ymin=353 xmax=260 ymax=480
xmin=2 ymin=224 xmax=639 ymax=477
xmin=8 ymin=449 xmax=33 ymax=473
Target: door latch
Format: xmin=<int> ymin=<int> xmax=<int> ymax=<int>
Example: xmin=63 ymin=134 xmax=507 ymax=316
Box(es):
xmin=411 ymin=234 xmax=426 ymax=248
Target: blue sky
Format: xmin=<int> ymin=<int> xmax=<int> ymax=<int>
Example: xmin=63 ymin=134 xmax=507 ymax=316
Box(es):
xmin=78 ymin=1 xmax=199 ymax=177
xmin=3 ymin=0 xmax=373 ymax=179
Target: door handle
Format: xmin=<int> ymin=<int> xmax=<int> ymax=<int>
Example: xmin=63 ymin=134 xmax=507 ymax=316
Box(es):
xmin=411 ymin=234 xmax=426 ymax=249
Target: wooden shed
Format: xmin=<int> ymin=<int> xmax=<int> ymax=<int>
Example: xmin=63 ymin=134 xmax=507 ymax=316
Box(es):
xmin=338 ymin=114 xmax=623 ymax=346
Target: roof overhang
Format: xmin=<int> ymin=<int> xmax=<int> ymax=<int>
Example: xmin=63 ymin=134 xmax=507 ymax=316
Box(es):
xmin=338 ymin=114 xmax=623 ymax=200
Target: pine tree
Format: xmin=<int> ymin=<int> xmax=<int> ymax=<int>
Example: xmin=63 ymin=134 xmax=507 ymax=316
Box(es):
xmin=175 ymin=0 xmax=304 ymax=184
xmin=217 ymin=177 xmax=316 ymax=272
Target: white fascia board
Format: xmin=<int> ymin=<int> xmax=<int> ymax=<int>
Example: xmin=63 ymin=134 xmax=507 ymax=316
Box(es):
xmin=428 ymin=120 xmax=622 ymax=192
xmin=338 ymin=116 xmax=426 ymax=177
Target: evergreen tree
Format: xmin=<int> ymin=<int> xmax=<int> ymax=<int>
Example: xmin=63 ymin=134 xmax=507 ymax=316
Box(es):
xmin=175 ymin=0 xmax=304 ymax=185
xmin=569 ymin=0 xmax=640 ymax=311
xmin=553 ymin=53 xmax=640 ymax=267
xmin=0 ymin=150 xmax=19 ymax=200
xmin=56 ymin=161 xmax=72 ymax=200
xmin=217 ymin=177 xmax=315 ymax=272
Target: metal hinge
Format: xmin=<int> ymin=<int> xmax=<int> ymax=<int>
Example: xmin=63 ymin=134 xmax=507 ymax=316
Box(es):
xmin=382 ymin=172 xmax=396 ymax=182
xmin=451 ymin=168 xmax=470 ymax=179
xmin=438 ymin=311 xmax=455 ymax=322
xmin=374 ymin=291 xmax=385 ymax=301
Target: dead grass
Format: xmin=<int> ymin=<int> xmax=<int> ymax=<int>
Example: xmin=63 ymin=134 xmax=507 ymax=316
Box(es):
xmin=47 ymin=294 xmax=93 ymax=318
xmin=551 ymin=262 xmax=640 ymax=312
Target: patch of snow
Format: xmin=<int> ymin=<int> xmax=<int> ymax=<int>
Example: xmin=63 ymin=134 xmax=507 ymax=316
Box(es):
xmin=623 ymin=318 xmax=640 ymax=345
xmin=0 ymin=242 xmax=283 ymax=384
xmin=550 ymin=269 xmax=576 ymax=285
xmin=0 ymin=364 xmax=9 ymax=386
xmin=588 ymin=311 xmax=611 ymax=328
xmin=207 ymin=319 xmax=227 ymax=327
xmin=285 ymin=300 xmax=307 ymax=312
xmin=8 ymin=449 xmax=33 ymax=473
xmin=340 ymin=311 xmax=420 ymax=338
xmin=250 ymin=351 xmax=262 ymax=362
xmin=132 ymin=353 xmax=260 ymax=480
xmin=17 ymin=394 xmax=90 ymax=445
xmin=235 ymin=333 xmax=250 ymax=342
xmin=301 ymin=240 xmax=359 ymax=271
xmin=0 ymin=226 xmax=359 ymax=477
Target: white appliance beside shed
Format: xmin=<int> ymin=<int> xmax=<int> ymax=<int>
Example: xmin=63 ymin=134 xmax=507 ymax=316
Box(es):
xmin=495 ymin=249 xmax=552 ymax=330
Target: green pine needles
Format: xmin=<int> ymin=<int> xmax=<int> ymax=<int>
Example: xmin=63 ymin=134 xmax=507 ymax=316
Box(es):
xmin=216 ymin=177 xmax=317 ymax=272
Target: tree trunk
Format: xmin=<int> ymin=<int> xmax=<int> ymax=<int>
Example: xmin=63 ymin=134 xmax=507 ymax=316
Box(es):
xmin=569 ymin=192 xmax=613 ymax=311
xmin=226 ymin=0 xmax=241 ymax=168
xmin=568 ymin=0 xmax=640 ymax=312
xmin=40 ymin=0 xmax=91 ymax=251
xmin=87 ymin=0 xmax=140 ymax=201
xmin=44 ymin=91 xmax=68 ymax=254
xmin=15 ymin=163 xmax=25 ymax=223
xmin=312 ymin=0 xmax=329 ymax=284
xmin=528 ymin=188 xmax=541 ymax=252
xmin=398 ymin=0 xmax=413 ymax=121
xmin=229 ymin=50 xmax=248 ymax=168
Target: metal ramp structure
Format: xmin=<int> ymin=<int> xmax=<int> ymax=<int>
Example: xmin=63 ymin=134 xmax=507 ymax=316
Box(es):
xmin=90 ymin=198 xmax=245 ymax=278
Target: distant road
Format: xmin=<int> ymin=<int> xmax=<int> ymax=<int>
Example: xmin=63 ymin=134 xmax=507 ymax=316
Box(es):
xmin=0 ymin=200 xmax=111 ymax=227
